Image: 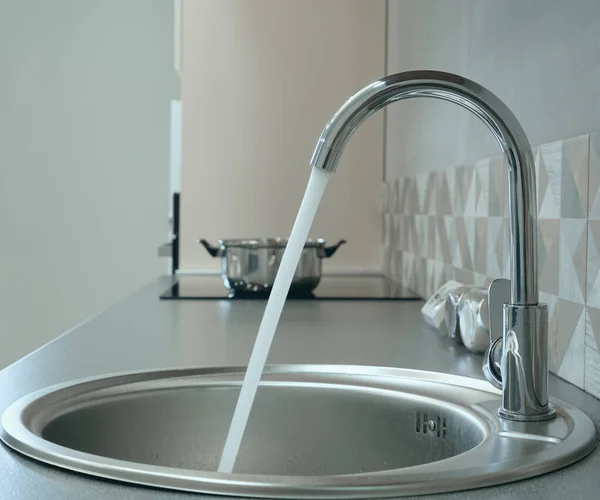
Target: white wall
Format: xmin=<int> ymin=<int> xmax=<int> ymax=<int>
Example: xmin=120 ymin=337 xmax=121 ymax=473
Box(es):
xmin=386 ymin=0 xmax=600 ymax=178
xmin=180 ymin=0 xmax=386 ymax=272
xmin=0 ymin=0 xmax=177 ymax=367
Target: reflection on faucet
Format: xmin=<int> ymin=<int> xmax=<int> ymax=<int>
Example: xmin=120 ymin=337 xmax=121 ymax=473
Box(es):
xmin=502 ymin=329 xmax=524 ymax=413
xmin=311 ymin=70 xmax=554 ymax=422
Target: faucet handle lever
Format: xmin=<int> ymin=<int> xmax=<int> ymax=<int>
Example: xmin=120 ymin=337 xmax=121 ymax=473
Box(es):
xmin=488 ymin=278 xmax=510 ymax=344
xmin=483 ymin=278 xmax=511 ymax=390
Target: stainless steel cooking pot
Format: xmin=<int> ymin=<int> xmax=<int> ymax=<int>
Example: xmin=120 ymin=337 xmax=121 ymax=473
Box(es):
xmin=197 ymin=238 xmax=346 ymax=295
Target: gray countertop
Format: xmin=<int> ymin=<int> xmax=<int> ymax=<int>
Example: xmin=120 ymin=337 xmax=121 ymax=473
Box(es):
xmin=1 ymin=276 xmax=599 ymax=499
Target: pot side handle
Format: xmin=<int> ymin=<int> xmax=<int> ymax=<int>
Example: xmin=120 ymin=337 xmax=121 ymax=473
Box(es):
xmin=197 ymin=239 xmax=220 ymax=257
xmin=322 ymin=240 xmax=347 ymax=258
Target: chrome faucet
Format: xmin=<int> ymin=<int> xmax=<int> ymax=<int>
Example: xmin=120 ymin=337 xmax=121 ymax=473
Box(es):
xmin=311 ymin=70 xmax=555 ymax=422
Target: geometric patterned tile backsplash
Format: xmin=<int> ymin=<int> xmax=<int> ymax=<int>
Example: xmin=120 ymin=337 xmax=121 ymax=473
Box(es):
xmin=382 ymin=134 xmax=595 ymax=394
xmin=585 ymin=133 xmax=600 ymax=397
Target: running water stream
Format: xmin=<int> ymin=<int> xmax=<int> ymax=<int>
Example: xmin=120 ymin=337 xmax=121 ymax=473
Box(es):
xmin=218 ymin=166 xmax=331 ymax=473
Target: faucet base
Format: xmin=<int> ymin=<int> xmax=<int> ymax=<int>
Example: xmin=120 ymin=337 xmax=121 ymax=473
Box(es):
xmin=500 ymin=303 xmax=555 ymax=422
xmin=498 ymin=406 xmax=556 ymax=422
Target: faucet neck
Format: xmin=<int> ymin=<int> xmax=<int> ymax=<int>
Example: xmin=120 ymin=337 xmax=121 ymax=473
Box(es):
xmin=310 ymin=70 xmax=538 ymax=305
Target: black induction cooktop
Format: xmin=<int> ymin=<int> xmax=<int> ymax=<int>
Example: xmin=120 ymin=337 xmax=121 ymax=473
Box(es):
xmin=160 ymin=275 xmax=420 ymax=301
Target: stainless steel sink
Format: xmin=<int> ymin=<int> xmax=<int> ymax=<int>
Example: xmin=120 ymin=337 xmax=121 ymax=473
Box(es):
xmin=1 ymin=365 xmax=596 ymax=498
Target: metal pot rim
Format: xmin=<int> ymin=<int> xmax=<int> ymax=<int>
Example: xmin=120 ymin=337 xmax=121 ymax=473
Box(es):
xmin=217 ymin=238 xmax=326 ymax=249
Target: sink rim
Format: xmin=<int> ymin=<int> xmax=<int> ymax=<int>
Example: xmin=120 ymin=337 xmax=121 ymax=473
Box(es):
xmin=1 ymin=365 xmax=596 ymax=499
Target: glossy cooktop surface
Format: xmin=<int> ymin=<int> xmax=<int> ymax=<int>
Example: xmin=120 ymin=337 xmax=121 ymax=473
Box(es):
xmin=160 ymin=275 xmax=420 ymax=301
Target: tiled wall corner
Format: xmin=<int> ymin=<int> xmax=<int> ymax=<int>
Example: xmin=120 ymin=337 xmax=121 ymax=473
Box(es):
xmin=538 ymin=136 xmax=589 ymax=389
xmin=382 ymin=133 xmax=593 ymax=393
xmin=585 ymin=132 xmax=600 ymax=398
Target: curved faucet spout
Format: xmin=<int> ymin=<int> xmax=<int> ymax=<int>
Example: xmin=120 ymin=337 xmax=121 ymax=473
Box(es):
xmin=310 ymin=70 xmax=537 ymax=306
xmin=311 ymin=70 xmax=554 ymax=421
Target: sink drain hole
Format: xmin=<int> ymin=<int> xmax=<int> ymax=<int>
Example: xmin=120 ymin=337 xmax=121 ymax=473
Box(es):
xmin=415 ymin=412 xmax=447 ymax=439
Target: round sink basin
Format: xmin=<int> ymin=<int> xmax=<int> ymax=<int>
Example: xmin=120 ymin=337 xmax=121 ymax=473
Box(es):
xmin=1 ymin=365 xmax=596 ymax=498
